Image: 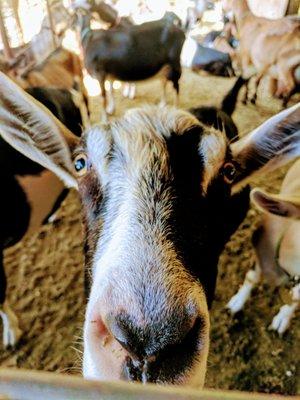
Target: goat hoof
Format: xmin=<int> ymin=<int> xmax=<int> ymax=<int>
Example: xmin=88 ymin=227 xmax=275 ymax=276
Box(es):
xmin=0 ymin=305 xmax=22 ymax=348
xmin=269 ymin=304 xmax=294 ymax=335
xmin=106 ymin=105 xmax=115 ymax=115
xmin=250 ymin=98 xmax=256 ymax=105
xmin=226 ymin=293 xmax=246 ymax=314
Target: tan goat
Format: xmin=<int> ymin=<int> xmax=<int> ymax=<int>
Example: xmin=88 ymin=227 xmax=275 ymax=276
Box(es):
xmin=223 ymin=0 xmax=300 ymax=106
xmin=19 ymin=47 xmax=90 ymax=127
xmin=227 ymin=158 xmax=300 ymax=334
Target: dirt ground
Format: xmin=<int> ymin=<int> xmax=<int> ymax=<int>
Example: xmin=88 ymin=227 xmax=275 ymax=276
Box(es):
xmin=1 ymin=69 xmax=299 ymax=395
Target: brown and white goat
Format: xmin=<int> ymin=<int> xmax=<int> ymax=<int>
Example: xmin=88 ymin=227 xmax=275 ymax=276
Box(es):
xmin=223 ymin=0 xmax=300 ymax=106
xmin=0 ymin=72 xmax=299 ymax=386
xmin=227 ymin=157 xmax=300 ymax=335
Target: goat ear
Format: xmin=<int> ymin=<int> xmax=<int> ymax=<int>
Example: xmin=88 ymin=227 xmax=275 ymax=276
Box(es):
xmin=251 ymin=188 xmax=300 ymax=219
xmin=231 ymin=103 xmax=300 ymax=192
xmin=0 ymin=72 xmax=79 ymax=189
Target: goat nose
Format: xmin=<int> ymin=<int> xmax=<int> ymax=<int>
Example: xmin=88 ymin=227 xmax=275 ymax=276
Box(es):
xmin=105 ymin=309 xmax=202 ymax=362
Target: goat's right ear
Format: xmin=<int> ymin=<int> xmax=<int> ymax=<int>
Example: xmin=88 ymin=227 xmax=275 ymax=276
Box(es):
xmin=0 ymin=72 xmax=79 ymax=189
xmin=231 ymin=103 xmax=300 ymax=192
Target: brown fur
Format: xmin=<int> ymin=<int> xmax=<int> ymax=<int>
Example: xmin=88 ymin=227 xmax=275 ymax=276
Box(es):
xmin=224 ymin=0 xmax=300 ymax=104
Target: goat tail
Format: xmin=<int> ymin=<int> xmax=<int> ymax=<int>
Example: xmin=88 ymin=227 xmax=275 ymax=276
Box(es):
xmin=221 ymin=76 xmax=247 ymax=116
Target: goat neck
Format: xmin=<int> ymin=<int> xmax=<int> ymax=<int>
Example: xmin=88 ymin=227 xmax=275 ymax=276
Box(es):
xmin=232 ymin=0 xmax=252 ymax=27
xmin=79 ymin=14 xmax=92 ymax=44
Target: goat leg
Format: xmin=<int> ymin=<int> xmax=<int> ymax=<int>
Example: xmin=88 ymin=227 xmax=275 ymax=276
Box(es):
xmin=0 ymin=301 xmax=22 ymax=348
xmin=227 ymin=265 xmax=261 ymax=314
xmin=128 ymin=83 xmax=136 ymax=100
xmin=160 ymin=79 xmax=168 ymax=106
xmin=250 ymin=72 xmax=264 ymax=105
xmin=269 ymin=282 xmax=300 ymax=335
xmin=99 ymin=77 xmax=109 ymax=122
xmin=122 ymin=83 xmax=130 ymax=98
xmin=241 ymin=78 xmax=250 ymax=104
xmin=0 ymin=251 xmax=22 ymax=348
xmin=105 ymin=81 xmax=115 ymax=115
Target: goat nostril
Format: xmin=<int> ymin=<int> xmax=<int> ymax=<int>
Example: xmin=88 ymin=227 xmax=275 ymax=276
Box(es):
xmin=106 ymin=314 xmax=130 ymax=344
xmin=91 ymin=316 xmax=110 ymax=346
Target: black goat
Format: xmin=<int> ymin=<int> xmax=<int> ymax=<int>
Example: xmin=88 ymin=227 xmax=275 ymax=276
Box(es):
xmin=190 ymin=76 xmax=247 ymax=141
xmin=77 ymin=13 xmax=185 ymax=120
xmin=0 ymin=87 xmax=82 ymax=348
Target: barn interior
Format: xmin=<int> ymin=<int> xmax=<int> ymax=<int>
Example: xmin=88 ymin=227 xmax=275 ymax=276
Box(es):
xmin=0 ymin=0 xmax=299 ymax=398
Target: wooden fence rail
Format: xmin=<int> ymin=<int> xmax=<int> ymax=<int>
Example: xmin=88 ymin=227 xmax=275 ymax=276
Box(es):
xmin=0 ymin=369 xmax=296 ymax=400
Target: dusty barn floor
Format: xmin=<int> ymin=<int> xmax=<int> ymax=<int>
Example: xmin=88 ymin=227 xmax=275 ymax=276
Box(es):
xmin=1 ymin=69 xmax=299 ymax=395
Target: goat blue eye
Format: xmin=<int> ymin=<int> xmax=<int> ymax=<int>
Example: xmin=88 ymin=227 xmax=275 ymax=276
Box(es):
xmin=75 ymin=158 xmax=85 ymax=171
xmin=74 ymin=154 xmax=88 ymax=176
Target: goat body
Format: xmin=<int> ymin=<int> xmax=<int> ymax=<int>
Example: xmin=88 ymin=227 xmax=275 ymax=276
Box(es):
xmin=224 ymin=0 xmax=300 ymax=105
xmin=80 ymin=15 xmax=185 ymax=118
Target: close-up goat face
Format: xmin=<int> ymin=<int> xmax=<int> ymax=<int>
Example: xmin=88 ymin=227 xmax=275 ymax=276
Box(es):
xmin=0 ymin=73 xmax=299 ymax=388
xmin=80 ymin=108 xmax=236 ymax=386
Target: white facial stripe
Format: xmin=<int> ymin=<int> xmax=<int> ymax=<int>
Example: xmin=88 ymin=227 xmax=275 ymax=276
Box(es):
xmin=200 ymin=129 xmax=227 ymax=193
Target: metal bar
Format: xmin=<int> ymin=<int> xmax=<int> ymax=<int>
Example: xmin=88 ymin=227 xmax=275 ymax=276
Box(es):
xmin=45 ymin=0 xmax=57 ymax=49
xmin=0 ymin=369 xmax=292 ymax=400
xmin=0 ymin=1 xmax=13 ymax=61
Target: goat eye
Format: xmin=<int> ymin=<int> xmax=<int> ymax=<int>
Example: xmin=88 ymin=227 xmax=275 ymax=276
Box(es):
xmin=222 ymin=162 xmax=236 ymax=184
xmin=74 ymin=154 xmax=88 ymax=176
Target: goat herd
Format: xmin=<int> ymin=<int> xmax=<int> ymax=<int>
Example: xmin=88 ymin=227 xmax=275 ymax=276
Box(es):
xmin=0 ymin=0 xmax=299 ymax=391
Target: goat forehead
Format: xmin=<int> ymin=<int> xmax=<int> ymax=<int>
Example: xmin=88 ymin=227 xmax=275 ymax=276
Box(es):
xmin=84 ymin=106 xmax=228 ymax=177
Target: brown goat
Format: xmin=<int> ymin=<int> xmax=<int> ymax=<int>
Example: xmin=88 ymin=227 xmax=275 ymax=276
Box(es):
xmin=19 ymin=47 xmax=90 ymax=127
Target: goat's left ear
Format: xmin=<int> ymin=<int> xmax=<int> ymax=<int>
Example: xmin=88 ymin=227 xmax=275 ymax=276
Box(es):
xmin=0 ymin=72 xmax=79 ymax=189
xmin=251 ymin=188 xmax=300 ymax=219
xmin=231 ymin=103 xmax=300 ymax=192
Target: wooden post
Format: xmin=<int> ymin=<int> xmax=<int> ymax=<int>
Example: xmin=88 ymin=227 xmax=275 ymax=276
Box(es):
xmin=286 ymin=0 xmax=300 ymax=15
xmin=45 ymin=0 xmax=57 ymax=49
xmin=0 ymin=1 xmax=13 ymax=61
xmin=10 ymin=0 xmax=24 ymax=44
xmin=0 ymin=368 xmax=293 ymax=400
